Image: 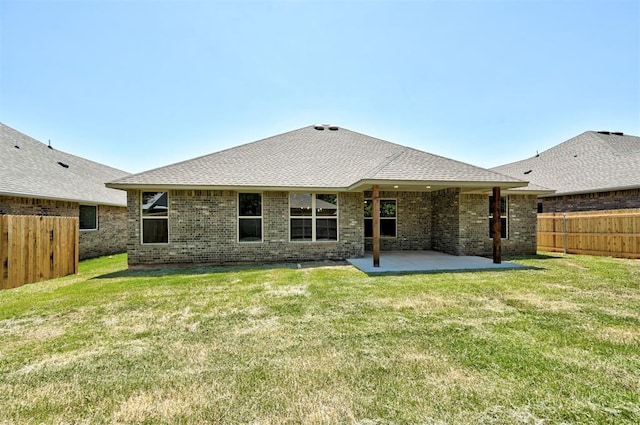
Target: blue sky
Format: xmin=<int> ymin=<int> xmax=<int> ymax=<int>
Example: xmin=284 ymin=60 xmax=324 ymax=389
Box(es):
xmin=1 ymin=0 xmax=638 ymax=174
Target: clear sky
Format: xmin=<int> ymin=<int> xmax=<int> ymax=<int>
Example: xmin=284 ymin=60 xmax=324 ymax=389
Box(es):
xmin=1 ymin=0 xmax=638 ymax=174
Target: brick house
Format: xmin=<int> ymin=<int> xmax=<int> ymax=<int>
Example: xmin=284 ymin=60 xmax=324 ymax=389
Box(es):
xmin=107 ymin=125 xmax=549 ymax=267
xmin=1 ymin=123 xmax=129 ymax=260
xmin=492 ymin=131 xmax=640 ymax=213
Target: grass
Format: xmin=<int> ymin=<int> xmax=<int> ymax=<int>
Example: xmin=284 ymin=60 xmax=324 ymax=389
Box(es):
xmin=0 ymin=253 xmax=639 ymax=424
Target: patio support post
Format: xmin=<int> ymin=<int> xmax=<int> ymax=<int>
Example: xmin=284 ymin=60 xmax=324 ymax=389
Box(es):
xmin=492 ymin=186 xmax=502 ymax=264
xmin=373 ymin=184 xmax=380 ymax=267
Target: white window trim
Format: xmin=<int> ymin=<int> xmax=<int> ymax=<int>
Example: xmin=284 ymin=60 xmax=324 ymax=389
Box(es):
xmin=364 ymin=198 xmax=397 ymax=239
xmin=238 ymin=192 xmax=264 ymax=243
xmin=79 ymin=204 xmax=98 ymax=232
xmin=141 ymin=191 xmax=169 ymax=245
xmin=488 ymin=195 xmax=508 ymax=240
xmin=289 ymin=193 xmax=339 ymax=243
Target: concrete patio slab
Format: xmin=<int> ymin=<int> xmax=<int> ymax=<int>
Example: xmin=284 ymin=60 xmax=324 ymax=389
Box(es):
xmin=347 ymin=250 xmax=526 ymax=274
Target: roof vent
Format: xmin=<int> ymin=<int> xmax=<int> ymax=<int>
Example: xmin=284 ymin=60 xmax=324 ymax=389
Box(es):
xmin=48 ymin=140 xmax=53 ymax=149
xmin=597 ymin=131 xmax=611 ymax=135
xmin=524 ymin=170 xmax=532 ymax=175
xmin=313 ymin=125 xmax=325 ymax=130
xmin=57 ymin=161 xmax=69 ymax=168
xmin=14 ymin=144 xmax=20 ymax=149
xmin=612 ymin=132 xmax=624 ymax=136
xmin=328 ymin=126 xmax=339 ymax=131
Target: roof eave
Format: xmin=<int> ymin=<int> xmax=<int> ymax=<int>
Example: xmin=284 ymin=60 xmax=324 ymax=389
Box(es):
xmin=0 ymin=190 xmax=127 ymax=207
xmin=105 ymin=183 xmax=350 ymax=192
xmin=503 ymin=188 xmax=556 ymax=195
xmin=347 ymin=179 xmax=531 ymax=192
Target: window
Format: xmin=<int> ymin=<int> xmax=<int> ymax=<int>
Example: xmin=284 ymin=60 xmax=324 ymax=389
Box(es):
xmin=488 ymin=196 xmax=507 ymax=239
xmin=79 ymin=205 xmax=97 ymax=231
xmin=142 ymin=192 xmax=168 ymax=244
xmin=238 ymin=193 xmax=262 ymax=242
xmin=290 ymin=193 xmax=338 ymax=241
xmin=364 ymin=199 xmax=397 ymax=238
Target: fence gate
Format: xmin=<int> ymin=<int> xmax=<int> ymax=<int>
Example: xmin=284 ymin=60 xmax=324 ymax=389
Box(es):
xmin=537 ymin=209 xmax=640 ymax=259
xmin=0 ymin=215 xmax=79 ymax=290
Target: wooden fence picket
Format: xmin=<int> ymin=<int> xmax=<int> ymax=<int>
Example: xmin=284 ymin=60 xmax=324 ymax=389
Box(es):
xmin=537 ymin=209 xmax=640 ymax=259
xmin=0 ymin=215 xmax=78 ymax=290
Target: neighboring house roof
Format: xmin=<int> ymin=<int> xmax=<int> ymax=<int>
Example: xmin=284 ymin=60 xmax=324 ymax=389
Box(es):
xmin=491 ymin=131 xmax=640 ymax=197
xmin=108 ymin=125 xmax=538 ymax=193
xmin=1 ymin=123 xmax=129 ymax=206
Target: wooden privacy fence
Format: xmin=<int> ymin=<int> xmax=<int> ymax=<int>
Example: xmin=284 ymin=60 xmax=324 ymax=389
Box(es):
xmin=537 ymin=209 xmax=640 ymax=259
xmin=1 ymin=215 xmax=79 ymax=290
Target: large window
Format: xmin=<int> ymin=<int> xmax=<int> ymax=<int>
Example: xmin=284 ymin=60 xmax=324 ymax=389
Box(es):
xmin=142 ymin=192 xmax=168 ymax=244
xmin=364 ymin=199 xmax=397 ymax=238
xmin=238 ymin=193 xmax=262 ymax=242
xmin=79 ymin=205 xmax=97 ymax=231
xmin=290 ymin=193 xmax=338 ymax=241
xmin=489 ymin=196 xmax=508 ymax=239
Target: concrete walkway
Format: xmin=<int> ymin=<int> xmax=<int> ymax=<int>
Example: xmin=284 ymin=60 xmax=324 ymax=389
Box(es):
xmin=347 ymin=250 xmax=526 ymax=274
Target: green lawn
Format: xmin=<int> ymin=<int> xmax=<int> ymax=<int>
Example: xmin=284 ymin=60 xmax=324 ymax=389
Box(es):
xmin=1 ymin=253 xmax=639 ymax=424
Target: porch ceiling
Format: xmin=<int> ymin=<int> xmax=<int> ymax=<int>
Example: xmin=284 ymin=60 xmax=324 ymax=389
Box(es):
xmin=349 ymin=179 xmax=530 ymax=193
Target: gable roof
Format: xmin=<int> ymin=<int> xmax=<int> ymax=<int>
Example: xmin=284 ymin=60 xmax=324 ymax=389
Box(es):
xmin=108 ymin=125 xmax=535 ymax=193
xmin=491 ymin=131 xmax=640 ymax=197
xmin=1 ymin=123 xmax=129 ymax=206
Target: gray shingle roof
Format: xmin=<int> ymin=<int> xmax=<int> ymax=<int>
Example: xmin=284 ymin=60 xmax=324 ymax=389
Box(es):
xmin=491 ymin=131 xmax=640 ymax=196
xmin=108 ymin=125 xmax=529 ymax=191
xmin=1 ymin=123 xmax=129 ymax=206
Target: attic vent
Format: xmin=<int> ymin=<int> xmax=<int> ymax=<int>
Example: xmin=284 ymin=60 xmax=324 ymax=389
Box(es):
xmin=14 ymin=145 xmax=20 ymax=149
xmin=328 ymin=126 xmax=339 ymax=131
xmin=612 ymin=132 xmax=624 ymax=136
xmin=314 ymin=125 xmax=325 ymax=131
xmin=57 ymin=161 xmax=69 ymax=168
xmin=597 ymin=131 xmax=611 ymax=135
xmin=524 ymin=170 xmax=532 ymax=175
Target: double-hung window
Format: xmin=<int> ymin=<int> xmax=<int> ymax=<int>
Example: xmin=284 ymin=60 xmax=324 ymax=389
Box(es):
xmin=79 ymin=205 xmax=98 ymax=231
xmin=364 ymin=199 xmax=397 ymax=238
xmin=290 ymin=193 xmax=338 ymax=241
xmin=142 ymin=192 xmax=168 ymax=244
xmin=238 ymin=193 xmax=262 ymax=242
xmin=488 ymin=196 xmax=508 ymax=239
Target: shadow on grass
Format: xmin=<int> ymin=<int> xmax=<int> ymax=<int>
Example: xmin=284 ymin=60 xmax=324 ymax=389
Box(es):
xmin=354 ymin=264 xmax=543 ymax=277
xmin=93 ymin=255 xmax=558 ymax=280
xmin=504 ymin=252 xmax=565 ymax=261
xmin=92 ymin=260 xmax=349 ymax=280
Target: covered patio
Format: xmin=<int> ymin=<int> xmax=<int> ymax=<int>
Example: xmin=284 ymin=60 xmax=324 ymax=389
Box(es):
xmin=347 ymin=250 xmax=526 ymax=274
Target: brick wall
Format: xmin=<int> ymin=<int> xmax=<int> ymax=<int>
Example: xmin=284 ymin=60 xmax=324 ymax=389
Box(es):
xmin=364 ymin=191 xmax=432 ymax=251
xmin=458 ymin=193 xmax=538 ymax=256
xmin=126 ymin=189 xmax=364 ymax=266
xmin=0 ymin=195 xmax=127 ymax=260
xmin=79 ymin=205 xmax=128 ymax=260
xmin=431 ymin=188 xmax=461 ymax=254
xmin=541 ymin=189 xmax=640 ymax=212
xmin=125 ymin=188 xmax=539 ymax=266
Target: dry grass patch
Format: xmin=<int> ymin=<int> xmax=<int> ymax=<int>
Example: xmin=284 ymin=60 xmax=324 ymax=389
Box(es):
xmin=0 ymin=253 xmax=639 ymax=424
